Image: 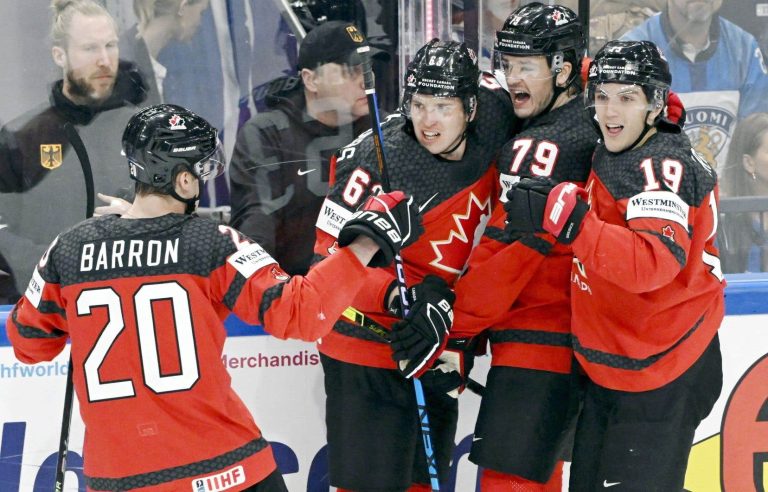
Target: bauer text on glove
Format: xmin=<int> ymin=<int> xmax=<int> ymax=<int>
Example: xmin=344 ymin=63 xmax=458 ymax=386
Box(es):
xmin=390 ymin=275 xmax=455 ymax=379
xmin=337 ymin=191 xmax=423 ymax=267
xmin=542 ymin=181 xmax=589 ymax=244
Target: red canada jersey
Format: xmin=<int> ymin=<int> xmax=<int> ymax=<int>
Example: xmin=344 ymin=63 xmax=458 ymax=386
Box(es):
xmin=313 ymin=81 xmax=515 ymax=368
xmin=453 ymin=97 xmax=597 ymax=373
xmin=571 ymin=131 xmax=725 ymax=392
xmin=7 ymin=213 xmax=369 ymax=491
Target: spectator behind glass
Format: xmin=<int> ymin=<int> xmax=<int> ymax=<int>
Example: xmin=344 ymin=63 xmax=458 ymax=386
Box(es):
xmin=588 ymin=0 xmax=664 ymax=54
xmin=0 ymin=0 xmax=147 ymax=295
xmin=719 ymin=112 xmax=768 ymax=272
xmin=228 ymin=21 xmax=378 ymax=276
xmin=719 ymin=0 xmax=768 ymax=56
xmin=622 ymin=0 xmax=768 ymax=173
xmin=119 ymin=0 xmax=211 ymax=106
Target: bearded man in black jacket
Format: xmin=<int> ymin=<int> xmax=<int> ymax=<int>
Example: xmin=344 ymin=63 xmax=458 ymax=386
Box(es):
xmin=0 ymin=0 xmax=148 ymax=297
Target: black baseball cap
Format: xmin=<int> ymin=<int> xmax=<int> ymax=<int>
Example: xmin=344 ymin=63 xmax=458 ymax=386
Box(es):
xmin=297 ymin=21 xmax=387 ymax=71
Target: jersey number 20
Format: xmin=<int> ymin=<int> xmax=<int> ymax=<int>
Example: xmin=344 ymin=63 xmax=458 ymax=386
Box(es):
xmin=78 ymin=282 xmax=199 ymax=402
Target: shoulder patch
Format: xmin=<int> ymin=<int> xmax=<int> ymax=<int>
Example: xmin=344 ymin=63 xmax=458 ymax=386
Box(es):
xmin=316 ymin=199 xmax=353 ymax=238
xmin=24 ymin=268 xmax=46 ymax=308
xmin=227 ymin=242 xmax=277 ymax=278
xmin=626 ymin=191 xmax=689 ymax=228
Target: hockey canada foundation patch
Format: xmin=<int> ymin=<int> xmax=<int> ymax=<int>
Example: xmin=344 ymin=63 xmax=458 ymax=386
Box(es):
xmin=228 ymin=242 xmax=277 ymax=278
xmin=191 ymin=465 xmax=246 ymax=491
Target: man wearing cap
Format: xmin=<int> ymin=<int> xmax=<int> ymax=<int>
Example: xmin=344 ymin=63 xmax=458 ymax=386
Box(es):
xmin=229 ymin=21 xmax=377 ymax=276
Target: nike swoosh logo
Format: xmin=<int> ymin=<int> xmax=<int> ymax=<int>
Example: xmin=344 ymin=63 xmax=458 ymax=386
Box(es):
xmin=472 ymin=436 xmax=482 ymax=442
xmin=418 ymin=192 xmax=439 ymax=213
xmin=603 ymin=480 xmax=621 ymax=488
xmin=297 ymin=168 xmax=316 ymax=176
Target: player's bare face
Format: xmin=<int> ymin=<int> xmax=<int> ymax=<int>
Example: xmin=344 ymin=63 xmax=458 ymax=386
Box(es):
xmin=313 ymin=62 xmax=369 ymax=124
xmin=501 ymin=54 xmax=554 ymax=119
xmin=593 ymin=83 xmax=657 ymax=152
xmin=410 ymin=94 xmax=468 ymax=160
xmin=57 ymin=13 xmax=119 ymax=105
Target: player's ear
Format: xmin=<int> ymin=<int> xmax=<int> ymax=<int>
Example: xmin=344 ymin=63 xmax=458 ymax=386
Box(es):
xmin=466 ymin=96 xmax=478 ymax=123
xmin=555 ymin=61 xmax=572 ymax=88
xmin=647 ymin=99 xmax=664 ymax=125
xmin=175 ymin=169 xmax=197 ymax=197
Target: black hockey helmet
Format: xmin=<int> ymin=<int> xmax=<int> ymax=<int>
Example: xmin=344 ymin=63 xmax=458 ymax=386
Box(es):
xmin=586 ymin=40 xmax=671 ymax=106
xmin=585 ymin=41 xmax=675 ymax=149
xmin=291 ymin=0 xmax=368 ymax=34
xmin=122 ymin=104 xmax=224 ymax=190
xmin=401 ymin=39 xmax=480 ymax=117
xmin=494 ymin=2 xmax=585 ymax=86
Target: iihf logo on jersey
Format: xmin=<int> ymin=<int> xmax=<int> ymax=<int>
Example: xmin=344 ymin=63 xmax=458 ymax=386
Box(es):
xmin=169 ymin=114 xmax=187 ymax=130
xmin=190 ymin=465 xmax=246 ymax=491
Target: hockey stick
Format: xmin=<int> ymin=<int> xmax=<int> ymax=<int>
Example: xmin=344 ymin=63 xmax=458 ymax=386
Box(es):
xmin=341 ymin=307 xmax=485 ymax=396
xmin=357 ymin=45 xmax=441 ymax=491
xmin=54 ymin=123 xmax=95 ymax=491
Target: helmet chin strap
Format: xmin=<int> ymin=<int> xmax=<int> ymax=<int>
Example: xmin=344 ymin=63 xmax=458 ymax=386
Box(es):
xmin=437 ymin=128 xmax=468 ymax=158
xmin=437 ymin=100 xmax=475 ymax=158
xmin=168 ymin=175 xmax=200 ymax=214
xmin=542 ymin=79 xmax=565 ymax=116
xmin=625 ymin=110 xmax=656 ymax=153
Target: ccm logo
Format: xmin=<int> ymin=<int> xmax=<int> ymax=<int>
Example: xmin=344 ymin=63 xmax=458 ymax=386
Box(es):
xmin=549 ymin=183 xmax=577 ymax=223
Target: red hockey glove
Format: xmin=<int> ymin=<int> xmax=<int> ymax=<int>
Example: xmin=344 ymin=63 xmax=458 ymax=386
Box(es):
xmin=390 ymin=275 xmax=455 ymax=379
xmin=503 ymin=177 xmax=556 ymax=235
xmin=543 ymin=182 xmax=589 ymax=244
xmin=338 ymin=191 xmax=423 ymax=267
xmin=666 ymin=90 xmax=686 ymax=128
xmin=581 ymin=56 xmax=592 ymax=87
xmin=657 ymin=90 xmax=686 ymax=133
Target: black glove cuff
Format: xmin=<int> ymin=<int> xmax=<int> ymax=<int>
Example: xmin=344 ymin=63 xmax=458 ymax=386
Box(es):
xmin=338 ymin=223 xmax=394 ymax=267
xmin=557 ymin=199 xmax=589 ymax=245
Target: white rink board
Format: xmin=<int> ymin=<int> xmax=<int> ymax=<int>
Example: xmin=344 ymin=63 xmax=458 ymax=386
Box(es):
xmin=1 ymin=314 xmax=767 ymax=491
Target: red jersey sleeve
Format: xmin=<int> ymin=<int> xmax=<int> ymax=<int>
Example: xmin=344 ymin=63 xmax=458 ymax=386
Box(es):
xmin=573 ymin=186 xmax=698 ymax=293
xmin=313 ymin=149 xmax=397 ymax=315
xmin=210 ymin=225 xmax=370 ymax=341
xmin=7 ymin=238 xmax=68 ymax=363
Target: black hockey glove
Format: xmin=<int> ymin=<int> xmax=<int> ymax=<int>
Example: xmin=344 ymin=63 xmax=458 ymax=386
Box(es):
xmin=338 ymin=191 xmax=423 ymax=267
xmin=542 ymin=182 xmax=589 ymax=244
xmin=420 ymin=349 xmax=475 ymax=400
xmin=503 ymin=177 xmax=556 ymax=235
xmin=390 ymin=275 xmax=455 ymax=379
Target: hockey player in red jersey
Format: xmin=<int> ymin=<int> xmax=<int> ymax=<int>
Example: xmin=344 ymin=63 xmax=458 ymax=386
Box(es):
xmin=6 ymin=104 xmax=422 ymax=492
xmin=312 ymin=40 xmax=515 ymax=491
xmin=507 ymin=40 xmax=725 ymax=490
xmin=450 ymin=4 xmax=596 ymax=490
